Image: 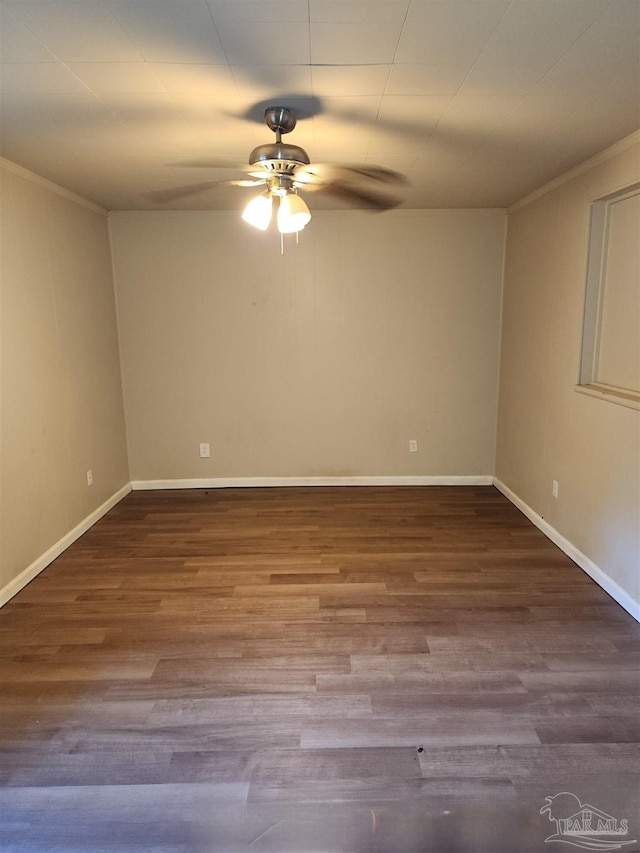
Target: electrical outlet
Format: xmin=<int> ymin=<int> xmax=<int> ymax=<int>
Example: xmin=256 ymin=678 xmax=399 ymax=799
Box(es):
xmin=199 ymin=443 xmax=210 ymax=458
xmin=409 ymin=439 xmax=418 ymax=453
xmin=552 ymin=480 xmax=558 ymax=498
xmin=86 ymin=469 xmax=93 ymax=486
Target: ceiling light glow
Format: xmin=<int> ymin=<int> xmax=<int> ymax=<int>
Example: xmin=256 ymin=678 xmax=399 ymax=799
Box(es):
xmin=241 ymin=192 xmax=273 ymax=230
xmin=277 ymin=192 xmax=311 ymax=234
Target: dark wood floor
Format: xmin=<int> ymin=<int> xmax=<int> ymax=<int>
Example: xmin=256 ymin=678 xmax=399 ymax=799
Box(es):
xmin=1 ymin=486 xmax=638 ymax=853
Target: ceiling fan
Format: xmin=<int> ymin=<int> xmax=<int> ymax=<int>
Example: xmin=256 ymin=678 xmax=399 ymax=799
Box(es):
xmin=150 ymin=106 xmax=407 ymax=233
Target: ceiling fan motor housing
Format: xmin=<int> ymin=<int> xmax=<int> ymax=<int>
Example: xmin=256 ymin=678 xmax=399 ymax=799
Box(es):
xmin=248 ymin=142 xmax=310 ymax=175
xmin=248 ymin=107 xmax=311 ymax=176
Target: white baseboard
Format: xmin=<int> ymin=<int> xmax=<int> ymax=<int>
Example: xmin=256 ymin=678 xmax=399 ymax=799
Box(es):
xmin=0 ymin=483 xmax=132 ymax=609
xmin=493 ymin=478 xmax=640 ymax=623
xmin=131 ymin=475 xmax=494 ymax=490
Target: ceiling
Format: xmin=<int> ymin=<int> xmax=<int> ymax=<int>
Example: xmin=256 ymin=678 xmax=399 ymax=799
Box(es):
xmin=1 ymin=0 xmax=639 ymax=211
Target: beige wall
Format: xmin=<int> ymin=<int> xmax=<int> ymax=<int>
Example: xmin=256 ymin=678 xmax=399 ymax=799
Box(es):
xmin=496 ymin=141 xmax=640 ymax=609
xmin=109 ymin=209 xmax=505 ymax=481
xmin=0 ymin=164 xmax=129 ymax=593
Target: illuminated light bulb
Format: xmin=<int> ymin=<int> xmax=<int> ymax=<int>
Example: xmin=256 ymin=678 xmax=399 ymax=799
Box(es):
xmin=241 ymin=192 xmax=273 ymax=230
xmin=277 ymin=192 xmax=311 ymax=233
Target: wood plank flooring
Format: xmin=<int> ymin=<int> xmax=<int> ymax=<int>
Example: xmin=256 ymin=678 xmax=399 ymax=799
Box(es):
xmin=1 ymin=486 xmax=638 ymax=852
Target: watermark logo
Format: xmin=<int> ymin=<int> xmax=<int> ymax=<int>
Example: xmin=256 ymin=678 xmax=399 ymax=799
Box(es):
xmin=540 ymin=792 xmax=637 ymax=850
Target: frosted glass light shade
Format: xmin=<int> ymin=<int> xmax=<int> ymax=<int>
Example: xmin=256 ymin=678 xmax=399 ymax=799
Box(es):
xmin=277 ymin=193 xmax=311 ymax=233
xmin=242 ymin=193 xmax=273 ymax=230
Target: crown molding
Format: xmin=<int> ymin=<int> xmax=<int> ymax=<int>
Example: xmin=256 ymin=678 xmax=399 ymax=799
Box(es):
xmin=0 ymin=157 xmax=107 ymax=215
xmin=508 ymin=130 xmax=640 ymax=214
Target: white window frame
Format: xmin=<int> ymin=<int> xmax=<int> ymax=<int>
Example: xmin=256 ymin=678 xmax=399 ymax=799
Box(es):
xmin=576 ymin=182 xmax=640 ymax=410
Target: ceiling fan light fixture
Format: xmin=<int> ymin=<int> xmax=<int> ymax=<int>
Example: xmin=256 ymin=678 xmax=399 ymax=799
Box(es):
xmin=241 ymin=191 xmax=273 ymax=230
xmin=277 ymin=192 xmax=311 ymax=234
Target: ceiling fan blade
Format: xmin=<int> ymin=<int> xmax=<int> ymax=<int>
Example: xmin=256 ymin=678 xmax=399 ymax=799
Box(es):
xmin=147 ymin=177 xmax=266 ymax=205
xmin=292 ymin=171 xmax=324 ymax=192
xmin=339 ymin=165 xmax=408 ymax=185
xmin=294 ymin=160 xmax=407 ymax=209
xmin=169 ymin=158 xmax=249 ymax=170
xmin=229 ymin=179 xmax=266 ymax=187
xmin=318 ymin=180 xmax=402 ymax=211
xmin=146 ymin=181 xmax=221 ymax=204
xmin=296 ymin=163 xmax=407 ymax=188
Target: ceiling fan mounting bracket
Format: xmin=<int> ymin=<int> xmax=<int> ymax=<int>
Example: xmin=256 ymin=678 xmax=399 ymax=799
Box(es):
xmin=264 ymin=106 xmax=297 ymax=138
